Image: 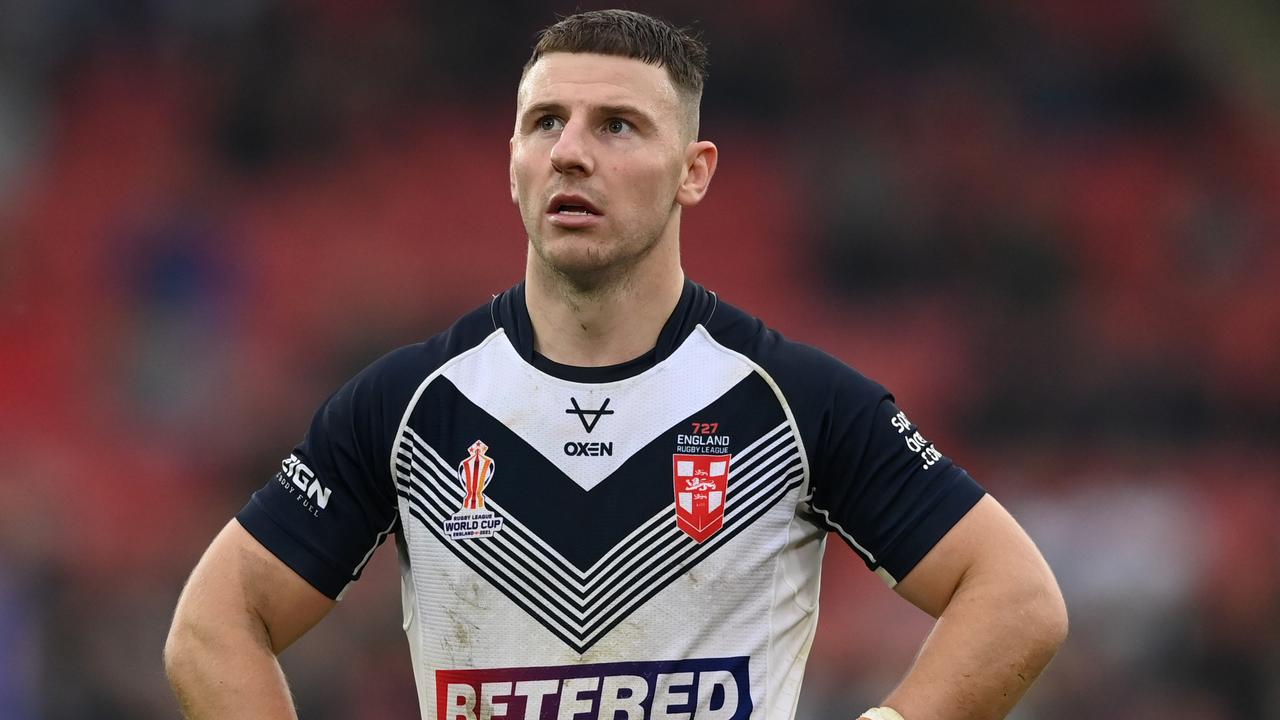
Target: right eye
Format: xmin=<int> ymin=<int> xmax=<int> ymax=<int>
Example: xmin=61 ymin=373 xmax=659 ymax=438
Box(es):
xmin=537 ymin=116 xmax=563 ymax=132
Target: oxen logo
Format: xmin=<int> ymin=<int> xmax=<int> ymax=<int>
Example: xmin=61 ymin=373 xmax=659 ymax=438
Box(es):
xmin=673 ymin=454 xmax=731 ymax=542
xmin=442 ymin=440 xmax=504 ymax=540
xmin=566 ymin=396 xmax=614 ymax=433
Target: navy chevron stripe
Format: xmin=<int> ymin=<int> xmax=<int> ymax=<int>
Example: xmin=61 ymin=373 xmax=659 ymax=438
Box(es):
xmin=397 ymin=454 xmax=800 ymax=624
xmin=393 ymin=421 xmax=805 ymax=650
xmin=398 ymin=440 xmax=801 ymax=609
xmin=401 ymin=423 xmax=792 ymax=582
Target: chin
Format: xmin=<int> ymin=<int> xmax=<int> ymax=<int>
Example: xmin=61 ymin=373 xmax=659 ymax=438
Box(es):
xmin=533 ymin=239 xmax=629 ymax=284
xmin=548 ymin=251 xmax=620 ymax=281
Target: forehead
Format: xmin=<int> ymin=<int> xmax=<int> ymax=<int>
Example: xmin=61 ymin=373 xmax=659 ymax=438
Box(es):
xmin=517 ymin=52 xmax=680 ymax=113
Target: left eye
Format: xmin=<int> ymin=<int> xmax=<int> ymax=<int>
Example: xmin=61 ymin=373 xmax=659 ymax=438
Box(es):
xmin=605 ymin=119 xmax=632 ymax=135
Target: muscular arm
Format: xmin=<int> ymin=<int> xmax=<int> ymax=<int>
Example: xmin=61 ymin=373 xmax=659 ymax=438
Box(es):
xmin=164 ymin=520 xmax=336 ymax=719
xmin=863 ymin=495 xmax=1068 ymax=720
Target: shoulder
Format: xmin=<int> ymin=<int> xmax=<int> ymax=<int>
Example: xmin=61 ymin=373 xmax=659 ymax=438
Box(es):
xmin=700 ymin=293 xmax=890 ymax=413
xmin=351 ymin=297 xmax=502 ymax=395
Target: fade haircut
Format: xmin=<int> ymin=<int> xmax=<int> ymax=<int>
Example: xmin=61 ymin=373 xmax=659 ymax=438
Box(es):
xmin=521 ymin=9 xmax=709 ymax=138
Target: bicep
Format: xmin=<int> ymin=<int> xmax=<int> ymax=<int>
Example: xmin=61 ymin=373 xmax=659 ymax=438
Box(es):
xmin=892 ymin=494 xmax=1056 ymax=618
xmin=176 ymin=519 xmax=335 ymax=654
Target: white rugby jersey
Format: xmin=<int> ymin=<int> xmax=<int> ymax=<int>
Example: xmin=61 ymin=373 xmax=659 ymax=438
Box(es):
xmin=238 ymin=280 xmax=984 ymax=720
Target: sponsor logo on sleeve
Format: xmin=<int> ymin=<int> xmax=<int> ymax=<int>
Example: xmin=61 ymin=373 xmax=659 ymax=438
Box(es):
xmin=276 ymin=454 xmax=331 ymax=516
xmin=443 ymin=440 xmax=504 ymax=540
xmin=889 ymin=410 xmax=944 ymax=470
xmin=436 ymin=657 xmax=751 ymax=720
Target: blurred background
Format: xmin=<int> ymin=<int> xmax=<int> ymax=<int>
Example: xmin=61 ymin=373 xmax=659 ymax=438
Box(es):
xmin=1 ymin=0 xmax=1278 ymax=717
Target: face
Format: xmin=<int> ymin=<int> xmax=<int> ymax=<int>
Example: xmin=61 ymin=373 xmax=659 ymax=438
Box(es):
xmin=510 ymin=52 xmax=713 ymax=284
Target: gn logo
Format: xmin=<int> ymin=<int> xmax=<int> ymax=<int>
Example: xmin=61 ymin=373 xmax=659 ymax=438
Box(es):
xmin=281 ymin=454 xmax=332 ymax=510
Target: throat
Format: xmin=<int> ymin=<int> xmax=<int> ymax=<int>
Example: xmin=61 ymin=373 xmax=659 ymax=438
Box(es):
xmin=524 ymin=234 xmax=686 ymax=367
xmin=527 ymin=273 xmax=684 ymax=368
xmin=535 ymin=312 xmax=657 ymax=367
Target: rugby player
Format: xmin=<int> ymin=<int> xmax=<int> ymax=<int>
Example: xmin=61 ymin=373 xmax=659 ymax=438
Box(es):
xmin=164 ymin=10 xmax=1067 ymax=720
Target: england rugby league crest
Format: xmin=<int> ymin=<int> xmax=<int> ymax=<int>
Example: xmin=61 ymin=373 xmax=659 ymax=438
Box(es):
xmin=672 ymin=454 xmax=731 ymax=542
xmin=442 ymin=440 xmax=504 ymax=540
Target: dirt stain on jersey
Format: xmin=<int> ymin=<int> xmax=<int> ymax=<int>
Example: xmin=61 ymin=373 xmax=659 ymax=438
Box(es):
xmin=445 ymin=607 xmax=479 ymax=653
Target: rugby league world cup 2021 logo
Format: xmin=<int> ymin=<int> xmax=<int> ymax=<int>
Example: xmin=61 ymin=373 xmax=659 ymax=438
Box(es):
xmin=673 ymin=454 xmax=731 ymax=543
xmin=443 ymin=440 xmax=504 ymax=540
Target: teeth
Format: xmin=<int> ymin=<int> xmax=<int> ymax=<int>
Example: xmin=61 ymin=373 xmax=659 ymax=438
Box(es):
xmin=560 ymin=210 xmax=591 ymax=216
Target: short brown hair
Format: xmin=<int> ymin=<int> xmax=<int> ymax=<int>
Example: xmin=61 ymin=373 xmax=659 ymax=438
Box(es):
xmin=525 ymin=10 xmax=708 ymax=96
xmin=522 ymin=9 xmax=708 ymax=136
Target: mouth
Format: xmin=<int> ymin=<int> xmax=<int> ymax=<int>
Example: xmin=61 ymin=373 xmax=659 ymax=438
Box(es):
xmin=547 ymin=194 xmax=603 ymax=217
xmin=545 ymin=193 xmax=603 ymax=229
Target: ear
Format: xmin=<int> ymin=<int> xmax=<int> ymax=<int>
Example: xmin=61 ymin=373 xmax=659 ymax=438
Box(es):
xmin=675 ymin=141 xmax=718 ymax=208
xmin=509 ymin=137 xmax=518 ymax=205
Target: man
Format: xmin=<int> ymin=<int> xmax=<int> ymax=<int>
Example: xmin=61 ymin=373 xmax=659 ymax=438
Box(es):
xmin=165 ymin=10 xmax=1067 ymax=720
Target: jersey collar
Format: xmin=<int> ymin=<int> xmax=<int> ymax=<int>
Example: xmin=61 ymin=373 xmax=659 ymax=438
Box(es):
xmin=491 ymin=278 xmax=718 ymax=382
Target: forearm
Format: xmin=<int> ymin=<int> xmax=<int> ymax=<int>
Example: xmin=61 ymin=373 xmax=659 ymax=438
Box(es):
xmin=164 ymin=618 xmax=298 ymax=719
xmin=876 ymin=571 xmax=1067 ymax=720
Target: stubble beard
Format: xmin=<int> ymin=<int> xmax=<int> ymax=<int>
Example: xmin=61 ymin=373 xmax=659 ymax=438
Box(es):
xmin=526 ymin=216 xmax=670 ymax=304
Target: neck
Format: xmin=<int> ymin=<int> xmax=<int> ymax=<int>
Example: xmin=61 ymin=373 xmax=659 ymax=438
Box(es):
xmin=525 ymin=238 xmax=685 ymax=367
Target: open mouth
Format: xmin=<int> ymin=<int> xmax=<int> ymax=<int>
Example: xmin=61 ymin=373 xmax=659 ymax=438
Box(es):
xmin=548 ymin=194 xmax=602 ymax=216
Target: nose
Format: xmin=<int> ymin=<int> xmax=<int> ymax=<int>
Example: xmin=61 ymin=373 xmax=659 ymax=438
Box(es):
xmin=549 ymin=119 xmax=594 ymax=176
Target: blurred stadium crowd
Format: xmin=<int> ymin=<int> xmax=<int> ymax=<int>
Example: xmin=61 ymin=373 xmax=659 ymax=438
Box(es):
xmin=1 ymin=0 xmax=1278 ymax=718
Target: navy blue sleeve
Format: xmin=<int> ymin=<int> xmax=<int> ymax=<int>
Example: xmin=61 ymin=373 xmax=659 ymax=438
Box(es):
xmin=809 ymin=390 xmax=985 ymax=585
xmin=235 ymin=345 xmax=423 ymax=599
xmin=699 ymin=301 xmax=986 ymax=585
